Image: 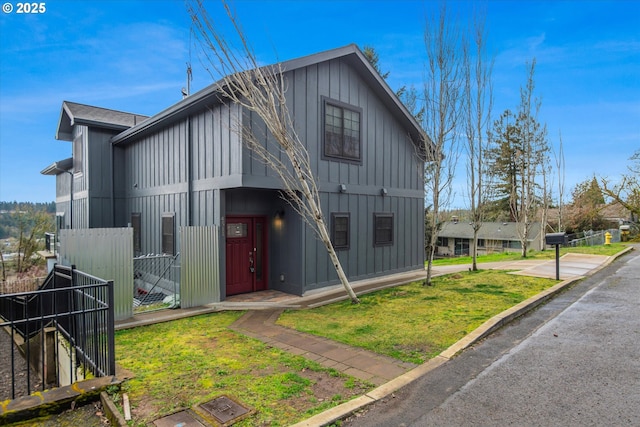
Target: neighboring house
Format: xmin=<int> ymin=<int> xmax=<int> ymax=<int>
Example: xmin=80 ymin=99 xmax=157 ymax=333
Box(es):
xmin=436 ymin=221 xmax=543 ymax=257
xmin=42 ymin=44 xmax=427 ymax=300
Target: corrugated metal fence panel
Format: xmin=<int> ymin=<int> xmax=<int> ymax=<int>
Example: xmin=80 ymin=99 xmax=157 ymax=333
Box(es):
xmin=59 ymin=228 xmax=134 ymax=320
xmin=180 ymin=226 xmax=220 ymax=308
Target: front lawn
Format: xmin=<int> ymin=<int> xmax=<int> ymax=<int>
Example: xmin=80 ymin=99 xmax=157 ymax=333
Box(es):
xmin=115 ymin=312 xmax=372 ymax=426
xmin=114 ymin=268 xmax=575 ymax=425
xmin=278 ymin=270 xmax=559 ymax=364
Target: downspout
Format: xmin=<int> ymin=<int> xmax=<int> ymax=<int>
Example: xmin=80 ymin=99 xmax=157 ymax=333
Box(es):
xmin=110 ymin=143 xmax=115 ymax=227
xmin=187 ymin=115 xmax=193 ymax=226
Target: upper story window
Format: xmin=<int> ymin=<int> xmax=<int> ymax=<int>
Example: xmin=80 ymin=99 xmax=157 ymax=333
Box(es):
xmin=73 ymin=134 xmax=83 ymax=174
xmin=323 ymin=98 xmax=362 ymax=163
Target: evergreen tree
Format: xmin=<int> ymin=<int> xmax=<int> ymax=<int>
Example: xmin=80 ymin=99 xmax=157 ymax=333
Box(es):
xmin=567 ymin=177 xmax=607 ymax=232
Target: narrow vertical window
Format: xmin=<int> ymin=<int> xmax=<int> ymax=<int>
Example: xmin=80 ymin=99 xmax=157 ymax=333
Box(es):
xmin=331 ymin=213 xmax=350 ymax=250
xmin=373 ymin=213 xmax=394 ymax=247
xmin=73 ymin=134 xmax=83 ymax=174
xmin=131 ymin=213 xmax=141 ymax=253
xmin=162 ymin=213 xmax=175 ymax=255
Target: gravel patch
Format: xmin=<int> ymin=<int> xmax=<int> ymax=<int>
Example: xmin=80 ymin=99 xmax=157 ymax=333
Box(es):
xmin=0 ymin=327 xmax=43 ymax=400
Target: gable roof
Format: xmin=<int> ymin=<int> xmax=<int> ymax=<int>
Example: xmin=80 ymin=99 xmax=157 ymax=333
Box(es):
xmin=438 ymin=221 xmax=543 ymax=241
xmin=111 ymin=44 xmax=428 ymax=149
xmin=56 ymin=101 xmax=149 ymax=141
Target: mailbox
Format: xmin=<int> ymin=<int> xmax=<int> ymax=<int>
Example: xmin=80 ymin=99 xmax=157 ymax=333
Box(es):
xmin=545 ymin=232 xmax=567 ymax=246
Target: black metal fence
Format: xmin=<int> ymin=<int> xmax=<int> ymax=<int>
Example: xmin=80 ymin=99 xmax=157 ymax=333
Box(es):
xmin=0 ymin=265 xmax=115 ymax=400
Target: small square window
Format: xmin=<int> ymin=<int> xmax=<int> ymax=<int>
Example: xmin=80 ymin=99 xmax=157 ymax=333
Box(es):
xmin=323 ymin=98 xmax=362 ymax=163
xmin=374 ymin=213 xmax=394 ymax=247
xmin=331 ymin=213 xmax=350 ymax=250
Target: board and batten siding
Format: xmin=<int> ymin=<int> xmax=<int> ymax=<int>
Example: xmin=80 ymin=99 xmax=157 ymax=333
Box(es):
xmin=106 ymin=50 xmax=423 ymax=295
xmin=236 ymin=55 xmax=424 ymax=292
xmin=87 ymin=128 xmax=120 ymax=228
xmin=303 ymin=194 xmax=423 ymax=292
xmin=241 ymin=56 xmax=423 ymax=194
xmin=117 ymin=103 xmax=241 ymax=255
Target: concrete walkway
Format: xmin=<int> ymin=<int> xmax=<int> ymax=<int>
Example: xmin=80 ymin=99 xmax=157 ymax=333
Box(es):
xmin=230 ymin=310 xmax=416 ymax=386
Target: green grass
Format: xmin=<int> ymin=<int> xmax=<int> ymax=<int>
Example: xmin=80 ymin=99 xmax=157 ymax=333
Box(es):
xmin=115 ymin=312 xmax=372 ymax=426
xmin=278 ymin=270 xmax=559 ymax=364
xmin=431 ymin=243 xmax=629 ymax=266
xmin=114 ymin=244 xmax=629 ymax=425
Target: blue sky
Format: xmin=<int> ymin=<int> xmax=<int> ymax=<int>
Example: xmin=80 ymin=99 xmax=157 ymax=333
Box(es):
xmin=0 ymin=0 xmax=638 ymax=207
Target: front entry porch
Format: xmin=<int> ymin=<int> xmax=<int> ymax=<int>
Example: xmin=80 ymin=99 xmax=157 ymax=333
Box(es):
xmin=225 ymin=216 xmax=268 ymax=296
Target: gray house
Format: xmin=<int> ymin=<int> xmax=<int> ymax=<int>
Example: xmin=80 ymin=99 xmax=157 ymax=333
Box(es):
xmin=436 ymin=221 xmax=543 ymax=257
xmin=42 ymin=44 xmax=427 ymax=300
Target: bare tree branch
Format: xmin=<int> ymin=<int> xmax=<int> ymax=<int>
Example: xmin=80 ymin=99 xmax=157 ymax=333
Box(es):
xmin=421 ymin=1 xmax=465 ymax=285
xmin=462 ymin=8 xmax=493 ymax=270
xmin=187 ymin=0 xmax=359 ymax=303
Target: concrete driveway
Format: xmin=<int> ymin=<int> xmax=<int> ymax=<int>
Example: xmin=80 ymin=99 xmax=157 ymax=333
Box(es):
xmin=433 ymin=253 xmax=611 ymax=280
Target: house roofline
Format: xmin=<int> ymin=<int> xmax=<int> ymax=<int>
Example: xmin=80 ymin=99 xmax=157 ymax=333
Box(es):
xmin=110 ymin=44 xmax=428 ymax=149
xmin=56 ymin=101 xmax=148 ymax=141
xmin=41 ymin=157 xmax=73 ymax=175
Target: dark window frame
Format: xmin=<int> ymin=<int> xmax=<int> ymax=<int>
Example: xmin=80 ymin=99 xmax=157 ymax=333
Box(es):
xmin=436 ymin=236 xmax=449 ymax=247
xmin=161 ymin=213 xmax=175 ymax=255
xmin=131 ymin=213 xmax=141 ymax=254
xmin=331 ymin=212 xmax=351 ymax=250
xmin=322 ymin=97 xmax=363 ymax=164
xmin=373 ymin=212 xmax=394 ymax=247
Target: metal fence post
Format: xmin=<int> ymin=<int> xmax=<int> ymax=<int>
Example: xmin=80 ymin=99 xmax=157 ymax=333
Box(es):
xmin=107 ymin=280 xmax=116 ymax=376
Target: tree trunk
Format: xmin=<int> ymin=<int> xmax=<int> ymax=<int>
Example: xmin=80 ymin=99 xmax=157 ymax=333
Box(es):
xmin=317 ymin=219 xmax=359 ymax=303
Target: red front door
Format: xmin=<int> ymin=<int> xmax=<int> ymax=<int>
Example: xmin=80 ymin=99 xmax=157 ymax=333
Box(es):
xmin=225 ymin=216 xmax=267 ymax=296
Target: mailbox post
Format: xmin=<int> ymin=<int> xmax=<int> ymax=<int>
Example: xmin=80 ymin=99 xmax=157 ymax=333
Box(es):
xmin=545 ymin=232 xmax=568 ymax=280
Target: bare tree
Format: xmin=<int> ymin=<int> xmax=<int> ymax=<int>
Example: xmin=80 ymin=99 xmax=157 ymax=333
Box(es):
xmin=13 ymin=206 xmax=51 ymax=274
xmin=462 ymin=10 xmax=493 ymax=271
xmin=539 ymin=150 xmax=552 ymax=250
xmin=554 ymin=131 xmax=566 ymax=232
xmin=601 ymin=149 xmax=640 ymax=222
xmin=514 ymin=59 xmax=548 ymax=257
xmin=187 ymin=0 xmax=360 ymax=302
xmin=421 ymin=2 xmax=465 ymax=285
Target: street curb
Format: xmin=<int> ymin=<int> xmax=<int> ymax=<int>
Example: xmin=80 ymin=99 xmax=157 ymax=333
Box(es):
xmin=291 ymin=247 xmax=634 ymax=427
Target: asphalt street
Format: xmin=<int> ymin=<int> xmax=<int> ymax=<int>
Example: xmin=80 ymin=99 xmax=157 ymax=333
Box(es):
xmin=344 ymin=249 xmax=640 ymax=427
